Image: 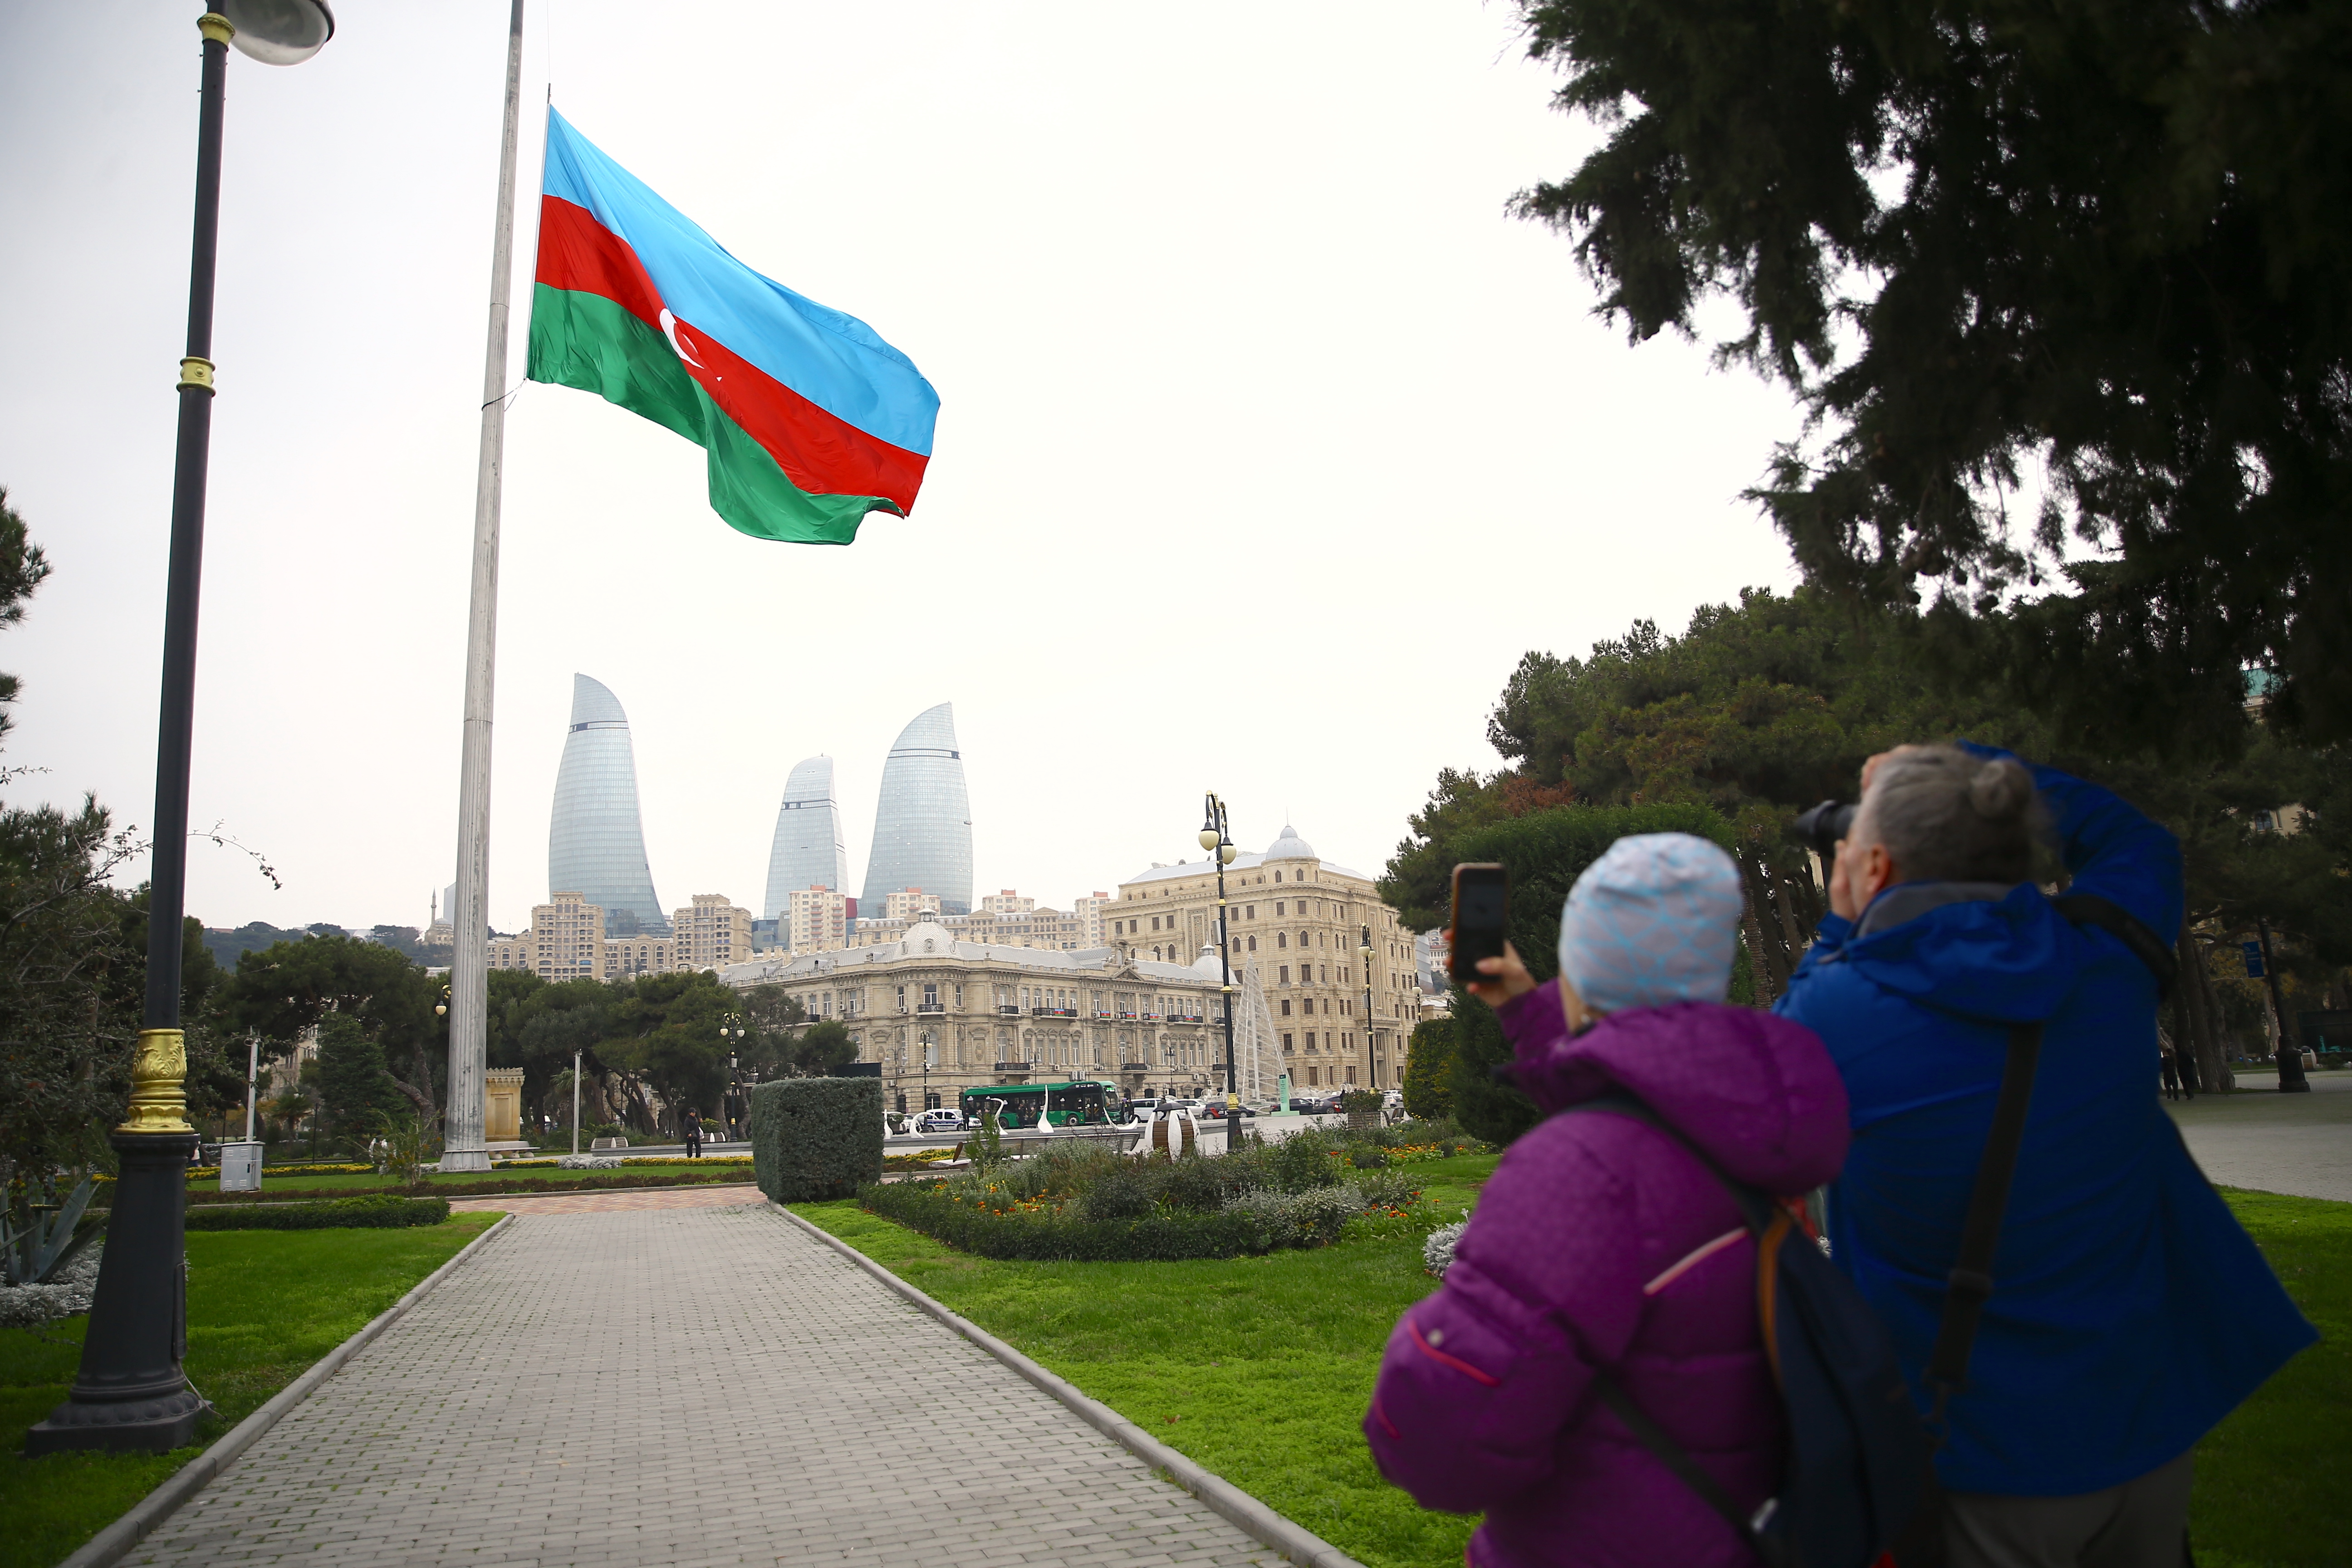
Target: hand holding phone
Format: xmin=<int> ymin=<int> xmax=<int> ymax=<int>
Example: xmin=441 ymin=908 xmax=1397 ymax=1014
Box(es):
xmin=1448 ymin=863 xmax=1509 ymax=985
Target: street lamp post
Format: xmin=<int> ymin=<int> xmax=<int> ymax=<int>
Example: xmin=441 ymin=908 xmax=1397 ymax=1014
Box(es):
xmin=1360 ymin=925 xmax=1377 ymax=1101
xmin=26 ymin=0 xmax=334 ymax=1459
xmin=1199 ymin=794 xmax=1240 ymax=1152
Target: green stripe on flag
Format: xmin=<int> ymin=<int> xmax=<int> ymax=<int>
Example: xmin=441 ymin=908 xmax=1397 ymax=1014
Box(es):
xmin=525 ymin=283 xmax=895 ymax=545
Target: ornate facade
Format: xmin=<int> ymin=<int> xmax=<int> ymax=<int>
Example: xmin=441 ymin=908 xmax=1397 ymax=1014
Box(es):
xmin=1111 ymin=824 xmax=1417 ymax=1089
xmin=720 ymin=920 xmax=1232 ymax=1107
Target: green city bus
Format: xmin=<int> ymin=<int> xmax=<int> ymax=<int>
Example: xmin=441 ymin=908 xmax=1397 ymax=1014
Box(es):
xmin=959 ymin=1079 xmax=1123 ymax=1130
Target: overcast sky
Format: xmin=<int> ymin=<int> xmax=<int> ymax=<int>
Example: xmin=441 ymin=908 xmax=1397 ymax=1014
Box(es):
xmin=0 ymin=0 xmax=1803 ymax=936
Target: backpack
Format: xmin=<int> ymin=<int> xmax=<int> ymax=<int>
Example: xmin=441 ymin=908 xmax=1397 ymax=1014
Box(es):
xmin=1562 ymin=892 xmax=2173 ymax=1565
xmin=1569 ymin=1087 xmax=1936 ymax=1568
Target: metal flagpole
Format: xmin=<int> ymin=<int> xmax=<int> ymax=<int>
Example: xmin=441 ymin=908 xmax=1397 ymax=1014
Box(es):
xmin=445 ymin=0 xmax=528 ymax=1174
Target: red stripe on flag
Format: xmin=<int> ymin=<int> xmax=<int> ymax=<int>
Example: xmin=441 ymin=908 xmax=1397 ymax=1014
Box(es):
xmin=535 ymin=196 xmax=930 ymax=512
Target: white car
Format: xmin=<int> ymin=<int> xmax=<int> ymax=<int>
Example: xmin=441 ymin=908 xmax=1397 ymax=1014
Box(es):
xmin=913 ymin=1108 xmax=965 ymax=1134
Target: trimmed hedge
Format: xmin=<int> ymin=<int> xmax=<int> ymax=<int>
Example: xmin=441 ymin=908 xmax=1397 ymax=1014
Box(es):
xmin=862 ymin=1180 xmax=1275 ymax=1261
xmin=183 ymin=1196 xmax=453 ymax=1231
xmin=751 ymin=1077 xmax=882 ymax=1201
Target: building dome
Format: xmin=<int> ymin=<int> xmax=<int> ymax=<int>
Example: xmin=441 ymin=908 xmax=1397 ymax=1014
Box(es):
xmin=902 ymin=919 xmax=956 ymax=956
xmin=1264 ymin=824 xmax=1315 ymax=861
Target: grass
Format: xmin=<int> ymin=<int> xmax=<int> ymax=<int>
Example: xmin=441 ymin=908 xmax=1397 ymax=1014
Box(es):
xmin=2189 ymin=1190 xmax=2350 ymax=1568
xmin=799 ymin=1163 xmax=2346 ymax=1568
xmin=0 ymin=1213 xmax=500 ymax=1568
xmin=171 ymin=1161 xmax=756 ymax=1203
xmin=793 ymin=1151 xmax=1501 ymax=1568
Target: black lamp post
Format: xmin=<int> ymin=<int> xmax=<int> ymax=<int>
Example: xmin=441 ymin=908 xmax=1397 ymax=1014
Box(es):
xmin=1360 ymin=924 xmax=1377 ymax=1099
xmin=1199 ymin=794 xmax=1240 ymax=1152
xmin=26 ymin=0 xmax=334 ymax=1459
xmin=2255 ymin=917 xmax=2310 ymax=1093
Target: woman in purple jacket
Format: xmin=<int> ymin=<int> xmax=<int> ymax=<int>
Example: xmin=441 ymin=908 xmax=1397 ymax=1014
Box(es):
xmin=1364 ymin=833 xmax=1847 ymax=1568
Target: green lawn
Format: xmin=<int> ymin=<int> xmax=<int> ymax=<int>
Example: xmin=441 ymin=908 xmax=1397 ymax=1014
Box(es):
xmin=797 ymin=1165 xmax=2345 ymax=1568
xmin=0 ymin=1214 xmax=500 ymax=1568
xmin=2190 ymin=1190 xmax=2349 ymax=1568
xmin=792 ymin=1152 xmax=1501 ymax=1568
xmin=174 ymin=1161 xmax=754 ymax=1203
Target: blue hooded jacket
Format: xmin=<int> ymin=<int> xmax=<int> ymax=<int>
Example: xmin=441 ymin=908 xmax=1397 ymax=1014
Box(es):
xmin=1774 ymin=744 xmax=2314 ymax=1496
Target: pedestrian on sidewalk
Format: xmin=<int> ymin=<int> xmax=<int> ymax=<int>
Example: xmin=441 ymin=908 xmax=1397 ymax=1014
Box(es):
xmin=2159 ymin=1039 xmax=2182 ymax=1101
xmin=1363 ymin=833 xmax=1847 ymax=1568
xmin=683 ymin=1111 xmax=702 ymax=1159
xmin=1776 ymin=743 xmax=2313 ymax=1567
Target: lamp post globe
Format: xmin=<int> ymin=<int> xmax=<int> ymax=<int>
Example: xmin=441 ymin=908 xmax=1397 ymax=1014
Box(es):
xmin=220 ymin=0 xmax=335 ymax=64
xmin=24 ymin=2 xmax=331 ymax=1458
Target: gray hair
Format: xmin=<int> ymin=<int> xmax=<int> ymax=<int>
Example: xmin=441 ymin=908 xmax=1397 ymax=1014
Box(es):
xmin=1857 ymin=745 xmax=2043 ymax=886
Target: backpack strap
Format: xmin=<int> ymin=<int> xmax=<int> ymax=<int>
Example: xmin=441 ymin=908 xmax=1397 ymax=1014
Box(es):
xmin=1590 ymin=1371 xmax=1768 ymax=1552
xmin=2050 ymin=893 xmax=2178 ymax=1001
xmin=1568 ymin=1093 xmax=1779 ymax=1552
xmin=1918 ymin=1020 xmax=2043 ymax=1439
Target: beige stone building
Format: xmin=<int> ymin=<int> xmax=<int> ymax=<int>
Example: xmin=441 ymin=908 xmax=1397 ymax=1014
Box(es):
xmin=1112 ymin=824 xmax=1417 ymax=1090
xmin=673 ymin=894 xmax=754 ymax=969
xmin=788 ymin=886 xmax=852 ymax=956
xmin=1073 ymin=892 xmax=1113 ymax=949
xmin=884 ymin=888 xmax=942 ymax=921
xmin=488 ymin=892 xmax=607 ymax=982
xmin=487 ymin=890 xmax=742 ymax=982
xmin=721 ymin=919 xmax=1232 ymax=1109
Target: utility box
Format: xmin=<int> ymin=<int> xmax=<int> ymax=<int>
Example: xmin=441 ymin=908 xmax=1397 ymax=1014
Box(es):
xmin=219 ymin=1141 xmax=263 ymax=1192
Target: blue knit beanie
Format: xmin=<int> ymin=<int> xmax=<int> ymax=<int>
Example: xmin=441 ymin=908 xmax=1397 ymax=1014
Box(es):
xmin=1555 ymin=833 xmax=1744 ymax=1014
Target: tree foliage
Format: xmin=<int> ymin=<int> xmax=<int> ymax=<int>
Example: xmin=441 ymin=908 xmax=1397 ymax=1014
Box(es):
xmin=1399 ymin=1015 xmax=1457 ymax=1121
xmin=1513 ymin=0 xmax=2352 ymax=751
xmin=1390 ymin=585 xmax=2350 ymax=1083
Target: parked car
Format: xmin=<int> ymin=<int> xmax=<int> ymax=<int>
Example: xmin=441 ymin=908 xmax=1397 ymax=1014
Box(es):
xmin=912 ymin=1108 xmax=964 ymax=1135
xmin=1201 ymin=1102 xmax=1257 ymax=1120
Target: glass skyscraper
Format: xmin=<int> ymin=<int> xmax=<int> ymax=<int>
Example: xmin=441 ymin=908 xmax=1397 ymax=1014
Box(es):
xmin=763 ymin=755 xmax=849 ymax=919
xmin=547 ymin=673 xmax=668 ymax=935
xmin=861 ymin=701 xmax=972 ymax=915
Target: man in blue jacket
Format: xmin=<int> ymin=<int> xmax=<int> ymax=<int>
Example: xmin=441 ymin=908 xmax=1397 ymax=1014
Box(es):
xmin=1775 ymin=742 xmax=2313 ymax=1568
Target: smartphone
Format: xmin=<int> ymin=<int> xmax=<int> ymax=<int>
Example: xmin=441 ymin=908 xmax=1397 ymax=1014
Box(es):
xmin=1448 ymin=863 xmax=1509 ymax=984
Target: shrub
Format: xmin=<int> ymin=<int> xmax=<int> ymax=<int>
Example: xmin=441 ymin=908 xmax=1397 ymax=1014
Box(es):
xmin=751 ymin=1077 xmax=882 ymax=1201
xmin=1423 ymin=1219 xmax=1468 ymax=1277
xmin=863 ymin=1179 xmax=1272 ymax=1262
xmin=1222 ymin=1186 xmax=1362 ymax=1249
xmin=1401 ymin=1016 xmax=1457 ymax=1119
xmin=184 ymin=1196 xmax=452 ymax=1231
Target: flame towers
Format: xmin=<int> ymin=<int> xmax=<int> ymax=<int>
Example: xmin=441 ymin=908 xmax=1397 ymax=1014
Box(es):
xmin=861 ymin=701 xmax=972 ymax=915
xmin=763 ymin=755 xmax=849 ymax=918
xmin=548 ymin=674 xmax=668 ymax=935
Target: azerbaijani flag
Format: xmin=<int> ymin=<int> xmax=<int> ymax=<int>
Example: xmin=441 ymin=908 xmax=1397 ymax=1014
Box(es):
xmin=527 ymin=110 xmax=939 ymax=544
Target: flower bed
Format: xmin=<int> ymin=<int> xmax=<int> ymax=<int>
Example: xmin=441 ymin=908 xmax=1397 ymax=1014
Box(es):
xmin=859 ymin=1121 xmax=1472 ymax=1262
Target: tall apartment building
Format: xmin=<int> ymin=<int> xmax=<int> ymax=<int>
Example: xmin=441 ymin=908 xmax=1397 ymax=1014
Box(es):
xmin=884 ymin=888 xmax=942 ymax=922
xmin=980 ymin=890 xmax=1034 ymax=916
xmin=488 ymin=892 xmax=606 ymax=982
xmin=673 ymin=894 xmax=754 ymax=970
xmin=1112 ymin=824 xmax=1416 ymax=1090
xmin=485 ymin=891 xmax=719 ymax=981
xmin=788 ymin=886 xmax=852 ymax=956
xmin=1073 ymin=892 xmax=1113 ymax=949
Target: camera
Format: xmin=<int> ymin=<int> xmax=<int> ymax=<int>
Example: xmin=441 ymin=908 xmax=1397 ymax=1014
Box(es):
xmin=1793 ymin=800 xmax=1857 ymax=860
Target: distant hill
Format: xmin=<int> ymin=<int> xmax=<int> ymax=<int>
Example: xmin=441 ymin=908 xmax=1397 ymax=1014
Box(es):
xmin=202 ymin=922 xmax=447 ymax=969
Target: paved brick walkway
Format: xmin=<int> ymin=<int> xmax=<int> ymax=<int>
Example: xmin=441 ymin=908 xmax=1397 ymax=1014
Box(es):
xmin=2170 ymin=1069 xmax=2352 ymax=1203
xmin=141 ymin=1205 xmax=1273 ymax=1567
xmin=448 ymin=1184 xmax=764 ymax=1215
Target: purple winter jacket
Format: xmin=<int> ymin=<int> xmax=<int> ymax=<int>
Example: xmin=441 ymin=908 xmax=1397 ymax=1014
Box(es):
xmin=1364 ymin=985 xmax=1847 ymax=1568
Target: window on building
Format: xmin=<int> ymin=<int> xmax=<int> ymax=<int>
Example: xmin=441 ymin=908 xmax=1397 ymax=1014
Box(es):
xmin=1282 ymin=1033 xmax=1294 ymax=1052
xmin=1275 ymin=901 xmax=1285 ymax=917
xmin=923 ymin=982 xmax=938 ymax=1006
xmin=1274 ymin=871 xmax=1283 ymax=882
xmin=1280 ymin=999 xmax=1292 ymax=1016
xmin=1307 ymin=1065 xmax=1318 ymax=1085
xmin=1247 ymin=935 xmax=1258 ymax=952
xmin=1279 ymin=965 xmax=1289 ymax=984
xmin=1246 ymin=905 xmax=1256 ymax=919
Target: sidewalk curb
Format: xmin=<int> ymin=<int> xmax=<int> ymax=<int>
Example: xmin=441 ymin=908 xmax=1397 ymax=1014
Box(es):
xmin=769 ymin=1201 xmax=1368 ymax=1568
xmin=55 ymin=1212 xmax=517 ymax=1568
